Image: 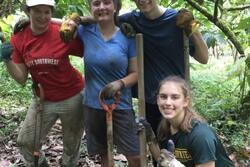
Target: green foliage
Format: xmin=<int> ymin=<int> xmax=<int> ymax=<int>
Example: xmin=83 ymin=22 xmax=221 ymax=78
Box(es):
xmin=0 ymin=0 xmax=249 ymax=163
xmin=191 ymin=57 xmax=249 ymax=159
xmin=246 ymin=54 xmax=250 ymax=86
xmin=0 ymin=64 xmax=30 ymax=137
xmin=237 ymin=17 xmax=250 ymax=30
xmin=191 ymin=69 xmax=240 ymax=121
xmin=203 ymin=31 xmax=227 ymax=49
xmin=0 ymin=0 xmax=23 ymax=17
xmin=55 ymin=0 xmax=90 ymax=18
xmin=70 ymin=56 xmax=84 ymax=74
xmin=0 ymin=65 xmax=32 ymax=106
xmin=0 ymin=14 xmax=16 ymax=40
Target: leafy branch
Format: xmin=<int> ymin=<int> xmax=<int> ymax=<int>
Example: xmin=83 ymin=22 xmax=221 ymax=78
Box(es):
xmin=213 ymin=0 xmax=219 ymax=21
xmin=225 ymin=4 xmax=250 ymax=12
xmin=184 ymin=0 xmax=245 ymax=55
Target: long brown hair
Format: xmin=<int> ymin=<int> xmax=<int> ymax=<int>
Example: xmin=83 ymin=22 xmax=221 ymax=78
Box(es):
xmin=156 ymin=76 xmax=204 ymax=142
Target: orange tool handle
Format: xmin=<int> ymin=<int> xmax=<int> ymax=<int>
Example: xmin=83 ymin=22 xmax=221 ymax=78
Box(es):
xmin=99 ymin=92 xmax=120 ymax=113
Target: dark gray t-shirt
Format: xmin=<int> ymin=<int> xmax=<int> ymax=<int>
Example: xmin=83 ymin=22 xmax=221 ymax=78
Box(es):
xmin=160 ymin=122 xmax=234 ymax=167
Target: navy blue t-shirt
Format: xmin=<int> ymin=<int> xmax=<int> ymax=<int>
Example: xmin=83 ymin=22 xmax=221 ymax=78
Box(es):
xmin=119 ymin=9 xmax=195 ymax=104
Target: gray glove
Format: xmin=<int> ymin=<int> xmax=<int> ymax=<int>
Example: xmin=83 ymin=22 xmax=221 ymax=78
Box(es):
xmin=0 ymin=42 xmax=13 ymax=62
xmin=157 ymin=140 xmax=185 ymax=167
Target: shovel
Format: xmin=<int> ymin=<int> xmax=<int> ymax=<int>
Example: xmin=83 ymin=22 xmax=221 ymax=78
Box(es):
xmin=32 ymin=83 xmax=44 ymax=167
xmin=99 ymin=93 xmax=120 ymax=167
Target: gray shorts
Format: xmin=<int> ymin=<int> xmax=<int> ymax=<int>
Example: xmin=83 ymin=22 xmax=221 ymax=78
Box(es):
xmin=83 ymin=105 xmax=140 ymax=156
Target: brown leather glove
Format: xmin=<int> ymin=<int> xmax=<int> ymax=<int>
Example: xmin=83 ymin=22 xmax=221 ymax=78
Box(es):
xmin=59 ymin=13 xmax=81 ymax=43
xmin=120 ymin=23 xmax=136 ymax=38
xmin=99 ymin=80 xmax=125 ymax=99
xmin=176 ymin=8 xmax=199 ymax=37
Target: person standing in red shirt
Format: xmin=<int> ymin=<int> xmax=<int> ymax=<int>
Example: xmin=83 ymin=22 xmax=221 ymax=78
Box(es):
xmin=3 ymin=0 xmax=85 ymax=166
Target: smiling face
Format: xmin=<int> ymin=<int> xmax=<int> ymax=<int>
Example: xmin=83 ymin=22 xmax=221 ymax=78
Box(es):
xmin=28 ymin=5 xmax=52 ymax=34
xmin=89 ymin=0 xmax=116 ymax=23
xmin=157 ymin=81 xmax=189 ymax=122
xmin=133 ymin=0 xmax=158 ymax=14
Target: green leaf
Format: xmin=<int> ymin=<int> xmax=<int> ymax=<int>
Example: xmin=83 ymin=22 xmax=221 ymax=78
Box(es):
xmin=226 ymin=120 xmax=237 ymax=126
xmin=237 ymin=17 xmax=250 ymax=30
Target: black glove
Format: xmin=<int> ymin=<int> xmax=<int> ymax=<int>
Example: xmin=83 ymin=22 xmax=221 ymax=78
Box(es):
xmin=136 ymin=117 xmax=156 ymax=142
xmin=120 ymin=23 xmax=136 ymax=38
xmin=99 ymin=80 xmax=125 ymax=99
xmin=0 ymin=27 xmax=5 ymax=42
xmin=0 ymin=42 xmax=13 ymax=62
xmin=13 ymin=18 xmax=30 ymax=34
xmin=176 ymin=8 xmax=199 ymax=36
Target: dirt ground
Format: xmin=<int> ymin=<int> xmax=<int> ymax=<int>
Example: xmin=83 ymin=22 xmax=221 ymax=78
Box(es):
xmin=0 ymin=119 xmax=248 ymax=167
xmin=0 ymin=120 xmax=154 ymax=167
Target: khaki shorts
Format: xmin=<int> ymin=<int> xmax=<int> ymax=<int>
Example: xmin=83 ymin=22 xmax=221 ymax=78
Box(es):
xmin=17 ymin=92 xmax=84 ymax=167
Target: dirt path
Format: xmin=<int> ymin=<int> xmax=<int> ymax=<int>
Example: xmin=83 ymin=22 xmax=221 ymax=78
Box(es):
xmin=0 ymin=120 xmax=135 ymax=167
xmin=0 ymin=115 xmax=247 ymax=167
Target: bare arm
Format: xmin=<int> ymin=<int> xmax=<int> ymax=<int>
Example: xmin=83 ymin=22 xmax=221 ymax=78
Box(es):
xmin=51 ymin=18 xmax=62 ymax=24
xmin=80 ymin=16 xmax=96 ymax=24
xmin=5 ymin=60 xmax=28 ymax=85
xmin=120 ymin=56 xmax=138 ymax=88
xmin=51 ymin=16 xmax=95 ymax=25
xmin=190 ymin=30 xmax=209 ymax=64
xmin=196 ymin=161 xmax=215 ymax=167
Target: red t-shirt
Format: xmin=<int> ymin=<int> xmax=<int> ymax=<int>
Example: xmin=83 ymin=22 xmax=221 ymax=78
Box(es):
xmin=11 ymin=23 xmax=84 ymax=101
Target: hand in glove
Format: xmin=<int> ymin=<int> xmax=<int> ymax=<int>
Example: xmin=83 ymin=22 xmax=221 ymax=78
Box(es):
xmin=99 ymin=80 xmax=125 ymax=99
xmin=136 ymin=117 xmax=156 ymax=142
xmin=176 ymin=8 xmax=199 ymax=37
xmin=60 ymin=19 xmax=78 ymax=43
xmin=120 ymin=23 xmax=136 ymax=38
xmin=157 ymin=140 xmax=185 ymax=167
xmin=13 ymin=18 xmax=30 ymax=34
xmin=0 ymin=42 xmax=13 ymax=62
xmin=60 ymin=13 xmax=81 ymax=43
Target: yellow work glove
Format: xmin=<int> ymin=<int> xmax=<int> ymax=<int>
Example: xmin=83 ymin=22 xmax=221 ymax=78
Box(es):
xmin=176 ymin=8 xmax=199 ymax=37
xmin=60 ymin=13 xmax=81 ymax=43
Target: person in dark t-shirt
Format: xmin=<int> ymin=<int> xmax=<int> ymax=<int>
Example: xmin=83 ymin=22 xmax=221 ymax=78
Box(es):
xmin=155 ymin=76 xmax=234 ymax=167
